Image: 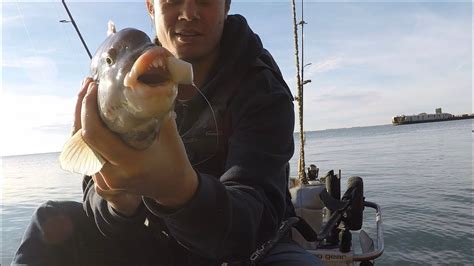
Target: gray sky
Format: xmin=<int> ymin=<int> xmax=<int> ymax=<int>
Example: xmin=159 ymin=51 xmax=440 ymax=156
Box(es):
xmin=1 ymin=0 xmax=472 ymax=155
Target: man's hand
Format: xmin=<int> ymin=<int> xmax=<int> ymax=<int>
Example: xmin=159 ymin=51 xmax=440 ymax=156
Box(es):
xmin=76 ymin=77 xmax=198 ymax=209
xmin=75 ymin=78 xmax=142 ymax=216
xmin=93 ymin=173 xmax=142 ymax=217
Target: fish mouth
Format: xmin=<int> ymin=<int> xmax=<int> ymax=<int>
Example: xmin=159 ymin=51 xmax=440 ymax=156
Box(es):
xmin=120 ymin=46 xmax=193 ymax=119
xmin=124 ymin=47 xmax=173 ymax=90
xmin=136 ymin=69 xmax=169 ymax=87
xmin=124 ymin=47 xmax=194 ymax=91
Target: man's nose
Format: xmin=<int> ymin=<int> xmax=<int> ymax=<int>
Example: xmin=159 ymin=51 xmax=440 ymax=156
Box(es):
xmin=178 ymin=0 xmax=200 ymax=21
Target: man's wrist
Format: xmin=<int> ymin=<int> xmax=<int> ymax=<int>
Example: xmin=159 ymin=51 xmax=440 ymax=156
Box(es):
xmin=154 ymin=167 xmax=199 ymax=208
xmin=107 ymin=196 xmax=143 ymax=217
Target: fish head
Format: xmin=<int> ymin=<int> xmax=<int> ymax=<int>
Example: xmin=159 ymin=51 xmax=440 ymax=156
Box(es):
xmin=91 ymin=27 xmax=193 ymax=121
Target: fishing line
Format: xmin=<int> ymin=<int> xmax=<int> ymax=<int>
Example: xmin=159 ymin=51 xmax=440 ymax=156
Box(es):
xmin=179 ymin=84 xmax=219 ymax=138
xmin=15 ymin=0 xmax=47 ymax=83
xmin=15 ymin=1 xmax=36 ymax=54
xmin=179 ymin=83 xmax=220 ymax=166
xmin=53 ymin=2 xmax=78 ymax=56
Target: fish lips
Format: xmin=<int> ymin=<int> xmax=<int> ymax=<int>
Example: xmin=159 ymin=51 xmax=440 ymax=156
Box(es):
xmin=123 ymin=46 xmax=173 ymax=90
xmin=122 ymin=46 xmax=178 ymax=119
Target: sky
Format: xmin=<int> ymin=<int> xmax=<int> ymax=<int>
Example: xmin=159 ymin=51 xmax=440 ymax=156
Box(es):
xmin=1 ymin=0 xmax=472 ymax=156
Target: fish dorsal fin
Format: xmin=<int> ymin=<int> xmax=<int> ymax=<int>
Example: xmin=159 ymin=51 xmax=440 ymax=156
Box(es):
xmin=107 ymin=20 xmax=116 ymax=37
xmin=59 ymin=130 xmax=106 ymax=175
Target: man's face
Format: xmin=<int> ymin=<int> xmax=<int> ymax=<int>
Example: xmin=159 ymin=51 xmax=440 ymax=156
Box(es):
xmin=149 ymin=0 xmax=228 ymax=63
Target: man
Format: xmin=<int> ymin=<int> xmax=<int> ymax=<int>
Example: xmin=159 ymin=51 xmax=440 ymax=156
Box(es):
xmin=14 ymin=0 xmax=321 ymax=265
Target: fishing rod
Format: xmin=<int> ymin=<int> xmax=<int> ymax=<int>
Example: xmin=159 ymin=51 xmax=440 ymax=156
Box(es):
xmin=60 ymin=0 xmax=92 ymax=59
xmin=291 ymin=0 xmax=309 ymax=184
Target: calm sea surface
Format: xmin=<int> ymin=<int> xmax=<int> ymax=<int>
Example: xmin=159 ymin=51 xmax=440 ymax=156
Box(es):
xmin=1 ymin=120 xmax=473 ymax=265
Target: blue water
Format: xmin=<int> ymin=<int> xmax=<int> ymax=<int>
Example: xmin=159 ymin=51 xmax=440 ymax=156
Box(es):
xmin=2 ymin=119 xmax=473 ymax=265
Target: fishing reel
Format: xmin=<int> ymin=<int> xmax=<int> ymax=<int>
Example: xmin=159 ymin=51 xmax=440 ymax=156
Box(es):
xmin=250 ymin=170 xmax=383 ymax=265
xmin=318 ymin=173 xmax=365 ymax=252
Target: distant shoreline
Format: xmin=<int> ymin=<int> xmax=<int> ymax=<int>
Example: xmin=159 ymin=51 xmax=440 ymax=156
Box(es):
xmin=1 ymin=151 xmax=60 ymax=158
xmin=293 ymin=123 xmax=392 ymax=134
xmin=4 ymin=120 xmax=472 ymax=157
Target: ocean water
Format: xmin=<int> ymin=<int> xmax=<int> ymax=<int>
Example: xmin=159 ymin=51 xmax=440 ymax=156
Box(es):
xmin=1 ymin=119 xmax=472 ymax=265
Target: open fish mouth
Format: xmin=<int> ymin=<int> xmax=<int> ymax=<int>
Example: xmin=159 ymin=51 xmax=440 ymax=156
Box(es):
xmin=124 ymin=47 xmax=172 ymax=90
xmin=136 ymin=68 xmax=169 ymax=87
xmin=124 ymin=46 xmax=193 ymax=91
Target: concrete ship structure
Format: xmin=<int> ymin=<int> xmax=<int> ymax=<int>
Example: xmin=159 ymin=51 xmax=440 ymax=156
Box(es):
xmin=392 ymin=108 xmax=474 ymax=125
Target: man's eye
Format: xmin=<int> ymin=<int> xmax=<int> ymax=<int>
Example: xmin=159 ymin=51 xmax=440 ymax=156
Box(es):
xmin=164 ymin=0 xmax=183 ymax=4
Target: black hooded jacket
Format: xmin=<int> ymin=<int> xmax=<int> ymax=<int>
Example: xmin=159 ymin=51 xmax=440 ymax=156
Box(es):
xmin=83 ymin=14 xmax=295 ymax=264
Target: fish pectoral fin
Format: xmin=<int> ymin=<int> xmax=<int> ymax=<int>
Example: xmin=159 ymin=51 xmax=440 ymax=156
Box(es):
xmin=59 ymin=130 xmax=106 ymax=175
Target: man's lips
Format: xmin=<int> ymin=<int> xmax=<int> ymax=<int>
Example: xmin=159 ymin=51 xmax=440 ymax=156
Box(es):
xmin=175 ymin=31 xmax=202 ymax=42
xmin=175 ymin=29 xmax=202 ymax=35
xmin=176 ymin=32 xmax=201 ymax=36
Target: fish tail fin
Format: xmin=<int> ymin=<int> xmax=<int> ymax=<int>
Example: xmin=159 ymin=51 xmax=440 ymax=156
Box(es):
xmin=59 ymin=130 xmax=106 ymax=175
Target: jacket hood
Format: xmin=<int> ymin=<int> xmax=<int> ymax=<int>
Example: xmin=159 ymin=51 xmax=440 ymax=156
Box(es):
xmin=213 ymin=14 xmax=290 ymax=92
xmin=216 ymin=15 xmax=291 ymax=98
xmin=218 ymin=14 xmax=264 ymax=74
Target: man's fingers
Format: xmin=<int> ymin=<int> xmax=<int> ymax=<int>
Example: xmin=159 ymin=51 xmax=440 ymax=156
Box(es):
xmin=80 ymin=82 xmax=138 ymax=166
xmin=93 ymin=172 xmax=110 ymax=191
xmin=98 ymin=163 xmax=129 ymax=190
xmin=72 ymin=77 xmax=93 ymax=136
xmin=94 ymin=183 xmax=124 ymax=197
xmin=94 ymin=172 xmax=126 ymax=197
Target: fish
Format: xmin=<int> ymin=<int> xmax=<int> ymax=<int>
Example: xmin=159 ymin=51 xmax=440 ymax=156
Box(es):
xmin=59 ymin=21 xmax=193 ymax=175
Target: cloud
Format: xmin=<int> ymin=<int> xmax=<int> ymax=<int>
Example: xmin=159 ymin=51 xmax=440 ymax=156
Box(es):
xmin=1 ymin=14 xmax=22 ymax=25
xmin=0 ymin=92 xmax=76 ymax=156
xmin=303 ymin=4 xmax=470 ymax=74
xmin=0 ymin=129 xmax=69 ymax=156
xmin=3 ymin=56 xmax=52 ymax=68
xmin=297 ymin=67 xmax=471 ymax=131
xmin=3 ymin=55 xmax=59 ymax=85
xmin=25 ymin=48 xmax=57 ymax=55
xmin=316 ymin=89 xmax=381 ymax=104
xmin=33 ymin=124 xmax=72 ymax=134
xmin=1 ymin=92 xmax=76 ymax=129
xmin=307 ymin=56 xmax=343 ymax=76
xmin=296 ymin=4 xmax=470 ymax=130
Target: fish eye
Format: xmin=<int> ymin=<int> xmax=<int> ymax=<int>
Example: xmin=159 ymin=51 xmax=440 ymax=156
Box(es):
xmin=106 ymin=56 xmax=114 ymax=65
xmin=103 ymin=48 xmax=117 ymax=66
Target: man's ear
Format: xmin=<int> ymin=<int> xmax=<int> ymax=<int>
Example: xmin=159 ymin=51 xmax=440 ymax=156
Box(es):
xmin=224 ymin=7 xmax=229 ymax=20
xmin=146 ymin=0 xmax=154 ymax=18
xmin=225 ymin=4 xmax=230 ymax=18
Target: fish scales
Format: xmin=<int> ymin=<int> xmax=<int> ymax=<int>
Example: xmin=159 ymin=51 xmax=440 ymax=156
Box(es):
xmin=59 ymin=21 xmax=193 ymax=175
